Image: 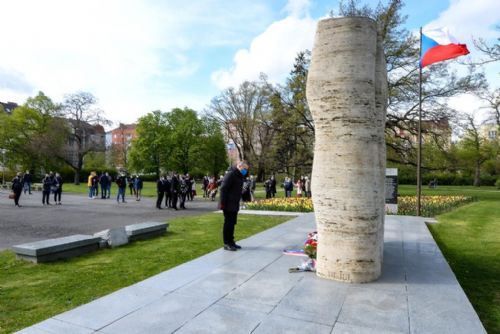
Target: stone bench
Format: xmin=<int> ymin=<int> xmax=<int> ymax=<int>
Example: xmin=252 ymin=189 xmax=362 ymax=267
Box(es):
xmin=125 ymin=222 xmax=169 ymax=241
xmin=12 ymin=235 xmax=101 ymax=263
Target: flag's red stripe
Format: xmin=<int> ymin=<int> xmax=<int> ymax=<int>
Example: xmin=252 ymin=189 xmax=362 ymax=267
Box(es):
xmin=421 ymin=44 xmax=470 ymax=67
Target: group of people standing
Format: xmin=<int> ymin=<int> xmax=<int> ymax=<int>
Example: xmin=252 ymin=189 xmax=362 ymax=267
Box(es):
xmin=156 ymin=173 xmax=196 ymax=210
xmin=10 ymin=171 xmax=63 ymax=207
xmin=87 ymin=172 xmax=146 ymax=203
xmin=87 ymin=172 xmax=113 ymax=200
xmin=263 ymin=175 xmax=311 ymax=198
xmin=282 ymin=175 xmax=311 ymax=198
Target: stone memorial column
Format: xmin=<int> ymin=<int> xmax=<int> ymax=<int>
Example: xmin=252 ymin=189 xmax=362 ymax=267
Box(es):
xmin=306 ymin=17 xmax=387 ymax=283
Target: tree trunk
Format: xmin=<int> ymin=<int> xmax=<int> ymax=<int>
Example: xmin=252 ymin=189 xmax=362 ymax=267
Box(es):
xmin=74 ymin=155 xmax=83 ymax=185
xmin=307 ymin=17 xmax=387 ymax=283
xmin=74 ymin=169 xmax=80 ymax=185
xmin=473 ymin=161 xmax=481 ymax=186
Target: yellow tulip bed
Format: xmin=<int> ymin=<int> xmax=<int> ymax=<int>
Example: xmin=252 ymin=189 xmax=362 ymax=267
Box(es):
xmin=397 ymin=195 xmax=474 ymax=217
xmin=246 ymin=195 xmax=474 ymax=216
xmin=246 ymin=197 xmax=314 ymax=212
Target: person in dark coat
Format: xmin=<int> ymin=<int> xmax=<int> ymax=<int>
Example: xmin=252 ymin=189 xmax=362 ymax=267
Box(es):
xmin=270 ymin=175 xmax=277 ymax=197
xmin=23 ymin=170 xmax=32 ymax=195
xmin=11 ymin=172 xmax=23 ymax=207
xmin=283 ymin=177 xmax=293 ymax=198
xmin=99 ymin=173 xmax=109 ymax=199
xmin=241 ymin=177 xmax=252 ymax=203
xmin=219 ymin=161 xmax=248 ymax=251
xmin=53 ymin=172 xmax=63 ymax=205
xmin=179 ymin=175 xmax=189 ymax=209
xmin=91 ymin=173 xmax=99 ymax=197
xmin=116 ymin=173 xmax=127 ymax=203
xmin=156 ymin=176 xmax=165 ymax=209
xmin=128 ymin=175 xmax=135 ymax=196
xmin=164 ymin=176 xmax=172 ymax=208
xmin=106 ymin=172 xmax=112 ymax=198
xmin=170 ymin=172 xmax=179 ymax=210
xmin=42 ymin=173 xmax=53 ymax=205
xmin=134 ymin=175 xmax=143 ymax=201
xmin=264 ymin=177 xmax=272 ymax=199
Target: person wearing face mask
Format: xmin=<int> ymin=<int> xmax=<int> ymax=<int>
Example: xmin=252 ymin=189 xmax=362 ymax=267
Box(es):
xmin=218 ymin=160 xmax=249 ymax=251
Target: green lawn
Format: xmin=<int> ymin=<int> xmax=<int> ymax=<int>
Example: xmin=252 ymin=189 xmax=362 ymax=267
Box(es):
xmin=400 ymin=184 xmax=500 ymax=333
xmin=429 ymin=201 xmax=500 ymax=333
xmin=0 ymin=213 xmax=291 ymax=334
xmin=398 ymin=184 xmax=500 ymax=201
xmin=63 ymin=181 xmax=286 ymax=199
xmin=64 ymin=181 xmax=160 ymax=197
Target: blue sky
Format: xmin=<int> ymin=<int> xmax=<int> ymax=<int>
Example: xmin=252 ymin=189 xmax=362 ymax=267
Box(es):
xmin=0 ymin=0 xmax=498 ymax=127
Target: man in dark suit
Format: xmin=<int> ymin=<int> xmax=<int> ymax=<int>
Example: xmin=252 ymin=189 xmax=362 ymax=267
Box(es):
xmin=170 ymin=172 xmax=179 ymax=210
xmin=270 ymin=175 xmax=277 ymax=197
xmin=156 ymin=176 xmax=165 ymax=209
xmin=219 ymin=160 xmax=249 ymax=251
xmin=164 ymin=176 xmax=172 ymax=208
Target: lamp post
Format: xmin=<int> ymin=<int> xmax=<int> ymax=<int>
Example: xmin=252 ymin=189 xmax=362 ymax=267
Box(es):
xmin=1 ymin=149 xmax=6 ymax=185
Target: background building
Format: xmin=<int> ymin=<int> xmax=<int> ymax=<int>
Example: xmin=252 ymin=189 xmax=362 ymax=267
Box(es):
xmin=0 ymin=101 xmax=19 ymax=114
xmin=107 ymin=123 xmax=137 ymax=168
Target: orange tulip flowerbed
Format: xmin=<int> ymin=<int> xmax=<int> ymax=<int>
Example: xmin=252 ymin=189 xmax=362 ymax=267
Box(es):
xmin=246 ymin=195 xmax=473 ymax=217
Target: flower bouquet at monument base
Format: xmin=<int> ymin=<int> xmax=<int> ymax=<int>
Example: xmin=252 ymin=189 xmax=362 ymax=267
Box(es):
xmin=287 ymin=231 xmax=317 ymax=273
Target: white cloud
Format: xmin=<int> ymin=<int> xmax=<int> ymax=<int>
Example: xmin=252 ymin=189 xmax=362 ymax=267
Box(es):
xmin=425 ymin=0 xmax=500 ymax=42
xmin=211 ymin=1 xmax=317 ymax=89
xmin=0 ymin=0 xmax=275 ymax=126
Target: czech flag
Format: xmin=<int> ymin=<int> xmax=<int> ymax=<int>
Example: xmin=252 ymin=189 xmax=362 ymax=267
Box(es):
xmin=420 ymin=27 xmax=470 ymax=68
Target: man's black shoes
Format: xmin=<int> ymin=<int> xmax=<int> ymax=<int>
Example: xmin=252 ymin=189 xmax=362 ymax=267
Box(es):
xmin=224 ymin=244 xmax=237 ymax=251
xmin=223 ymin=244 xmax=241 ymax=251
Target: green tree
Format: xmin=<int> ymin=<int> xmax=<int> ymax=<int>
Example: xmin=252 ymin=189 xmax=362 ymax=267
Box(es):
xmin=269 ymin=51 xmax=314 ymax=178
xmin=83 ymin=152 xmax=107 ymax=171
xmin=129 ymin=110 xmax=170 ymax=178
xmin=197 ymin=117 xmax=228 ymax=177
xmin=456 ymin=114 xmax=499 ymax=186
xmin=165 ymin=108 xmax=204 ymax=174
xmin=0 ymin=92 xmax=67 ymax=173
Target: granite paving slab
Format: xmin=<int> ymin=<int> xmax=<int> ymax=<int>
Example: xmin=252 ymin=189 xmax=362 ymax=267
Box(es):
xmin=15 ymin=214 xmax=486 ymax=334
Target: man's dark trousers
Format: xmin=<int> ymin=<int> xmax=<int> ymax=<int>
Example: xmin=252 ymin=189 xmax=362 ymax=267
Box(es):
xmin=156 ymin=191 xmax=164 ymax=208
xmin=164 ymin=191 xmax=171 ymax=207
xmin=171 ymin=193 xmax=178 ymax=209
xmin=223 ymin=210 xmax=238 ymax=246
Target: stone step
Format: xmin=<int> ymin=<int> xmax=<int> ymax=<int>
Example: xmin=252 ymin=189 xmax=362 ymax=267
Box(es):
xmin=12 ymin=235 xmax=101 ymax=263
xmin=125 ymin=222 xmax=169 ymax=241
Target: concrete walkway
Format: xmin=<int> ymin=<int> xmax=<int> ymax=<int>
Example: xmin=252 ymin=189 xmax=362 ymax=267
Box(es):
xmin=16 ymin=214 xmax=486 ymax=334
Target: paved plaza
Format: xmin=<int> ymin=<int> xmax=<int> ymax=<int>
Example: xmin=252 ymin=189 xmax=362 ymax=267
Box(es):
xmin=0 ymin=190 xmax=217 ymax=250
xmin=15 ymin=213 xmax=485 ymax=334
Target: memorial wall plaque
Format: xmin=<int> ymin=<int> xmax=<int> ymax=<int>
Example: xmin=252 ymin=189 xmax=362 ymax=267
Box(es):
xmin=385 ymin=168 xmax=398 ymax=214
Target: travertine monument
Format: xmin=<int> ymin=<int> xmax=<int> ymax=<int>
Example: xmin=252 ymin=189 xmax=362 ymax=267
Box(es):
xmin=306 ymin=17 xmax=387 ymax=283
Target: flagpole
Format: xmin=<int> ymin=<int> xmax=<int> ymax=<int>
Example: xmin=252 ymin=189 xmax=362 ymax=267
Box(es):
xmin=417 ymin=27 xmax=423 ymax=216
